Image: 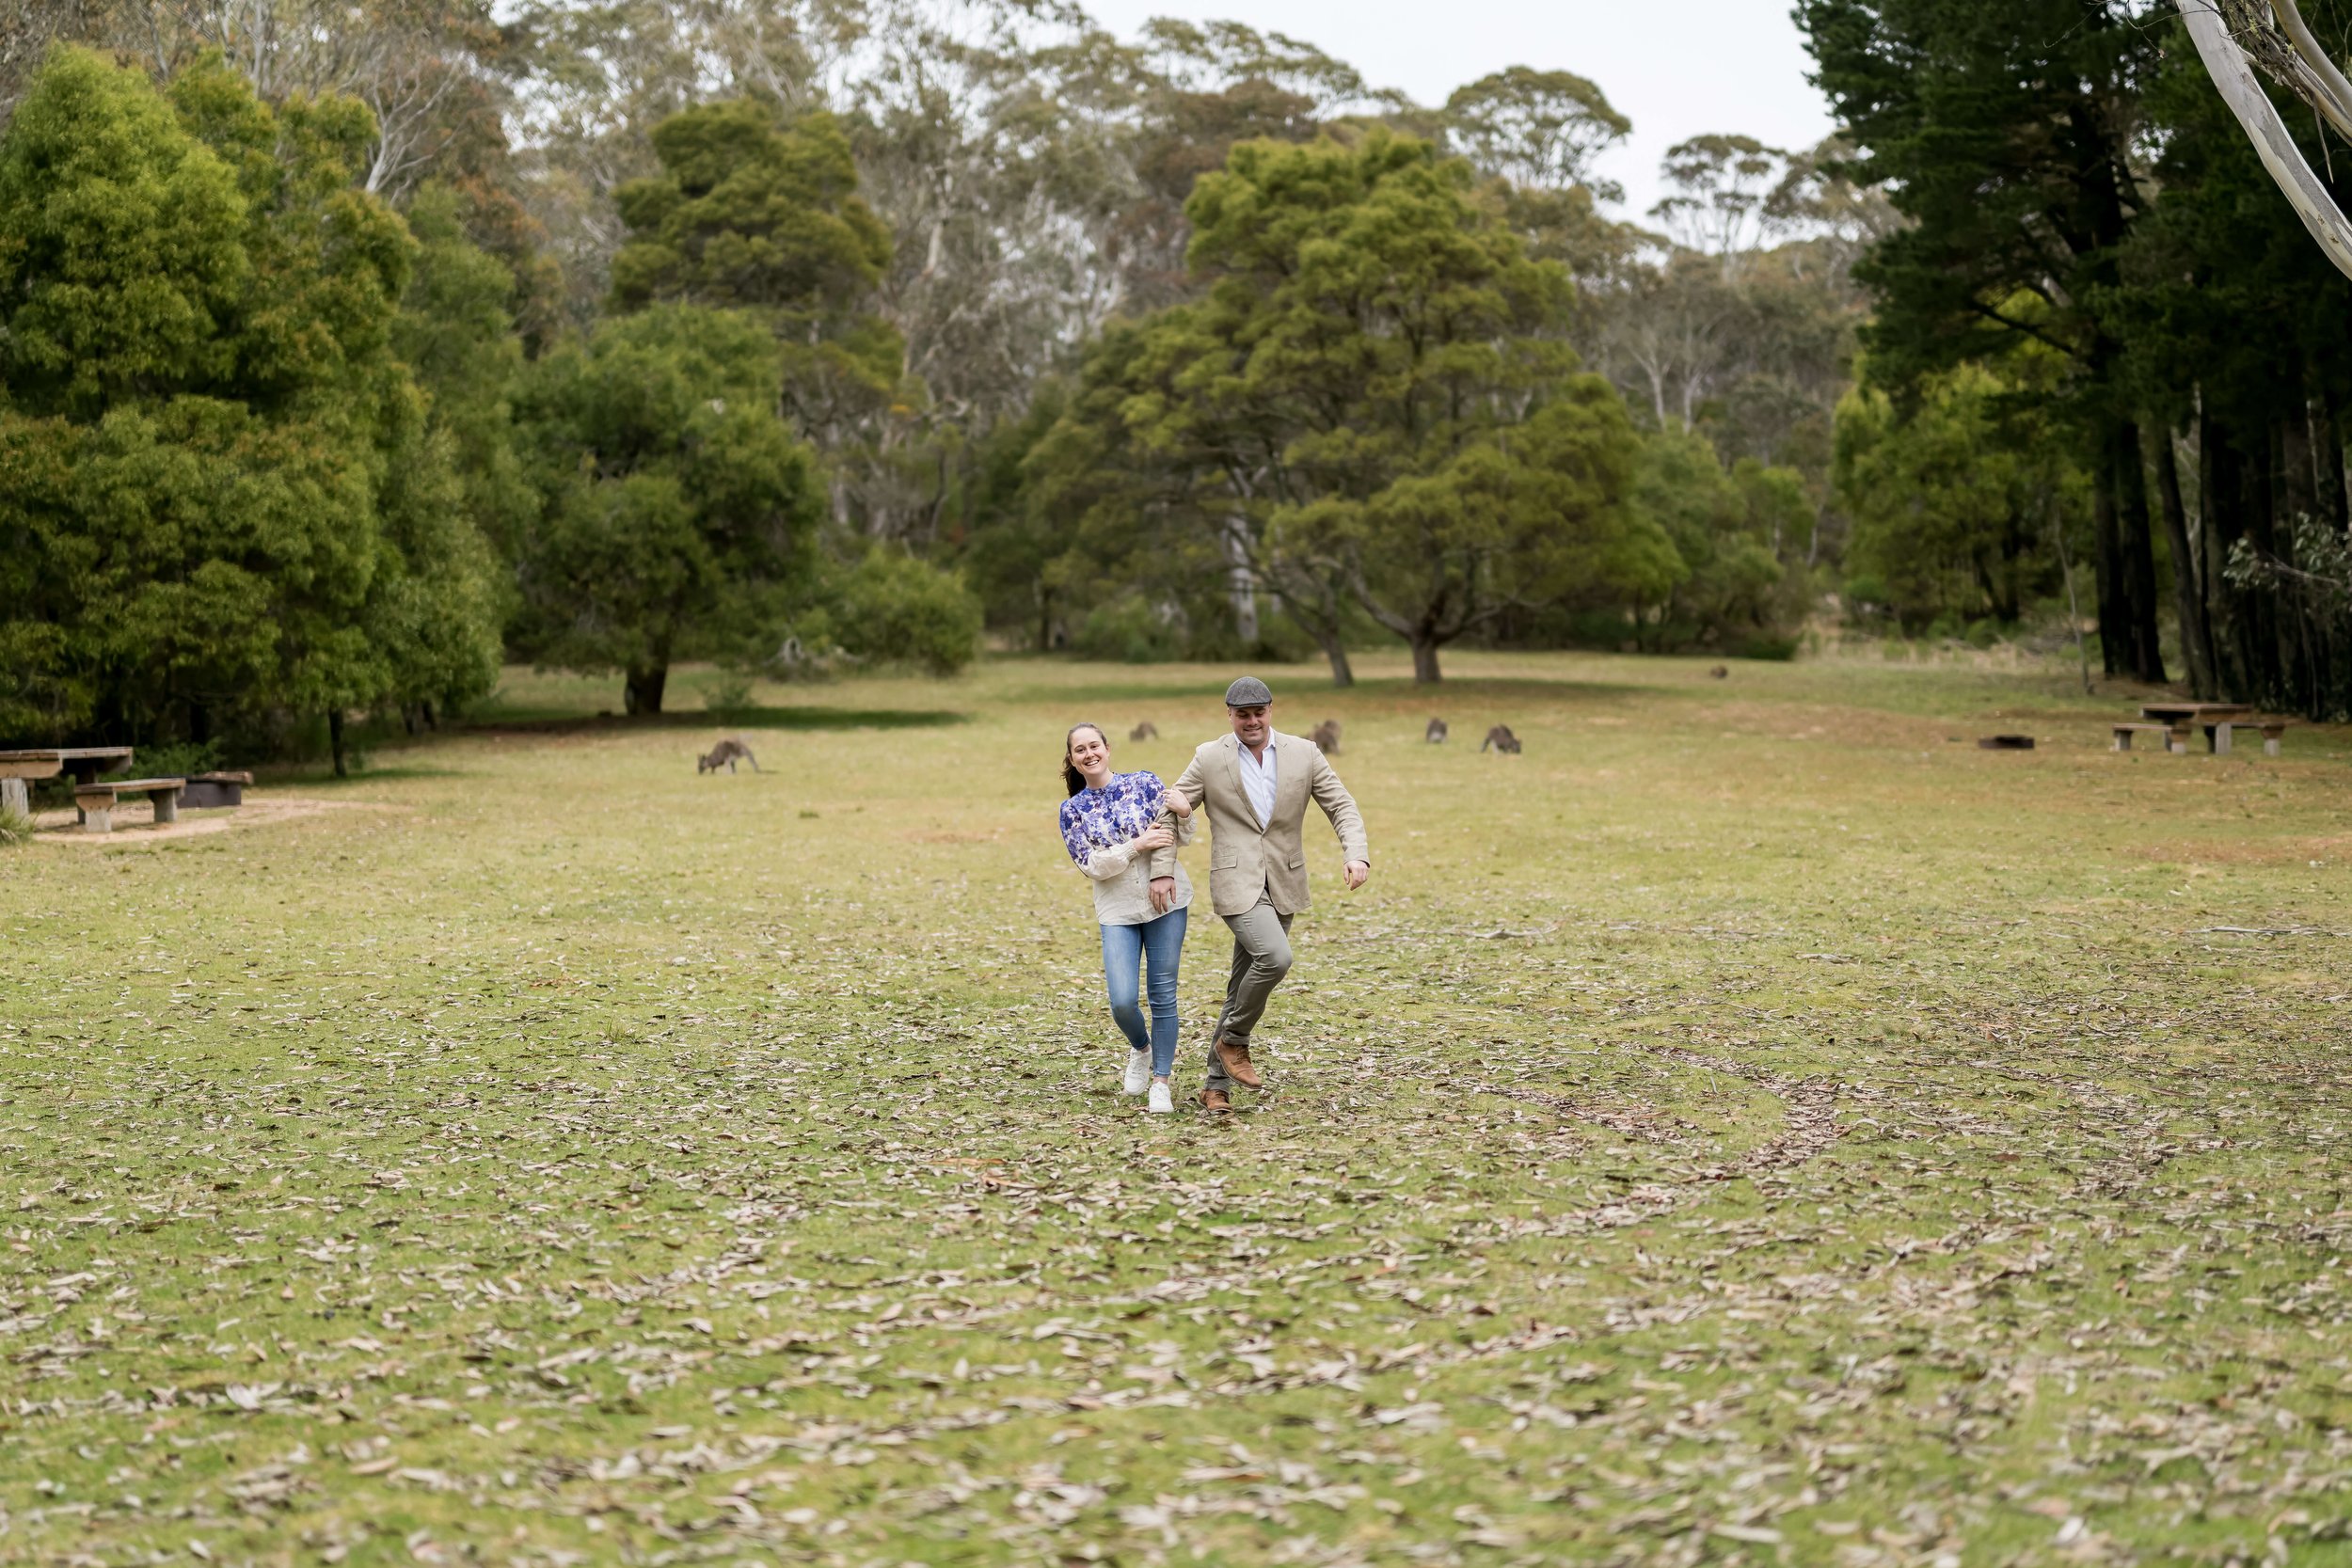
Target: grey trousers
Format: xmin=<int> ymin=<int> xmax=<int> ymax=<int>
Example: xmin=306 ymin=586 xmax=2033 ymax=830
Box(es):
xmin=1203 ymin=892 xmax=1293 ymax=1091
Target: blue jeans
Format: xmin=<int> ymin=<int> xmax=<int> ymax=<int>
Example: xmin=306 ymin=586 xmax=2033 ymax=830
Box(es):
xmin=1101 ymin=906 xmax=1187 ymax=1077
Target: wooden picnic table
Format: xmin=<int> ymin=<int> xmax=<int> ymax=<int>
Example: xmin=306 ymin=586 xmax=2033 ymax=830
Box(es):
xmin=2138 ymin=702 xmax=2252 ymax=723
xmin=2130 ymin=704 xmax=2285 ymax=755
xmin=0 ymin=747 xmax=134 ymax=818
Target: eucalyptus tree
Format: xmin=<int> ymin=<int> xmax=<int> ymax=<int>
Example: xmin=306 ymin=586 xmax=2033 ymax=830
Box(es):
xmin=1798 ymin=0 xmax=2169 ymax=683
xmin=0 ymin=48 xmax=501 ymax=765
xmin=1040 ymin=130 xmax=1669 ymax=685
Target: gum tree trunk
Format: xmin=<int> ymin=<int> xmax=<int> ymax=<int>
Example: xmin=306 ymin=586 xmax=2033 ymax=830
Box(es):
xmin=2150 ymin=420 xmax=2217 ymax=698
xmin=624 ymin=665 xmax=668 ymax=716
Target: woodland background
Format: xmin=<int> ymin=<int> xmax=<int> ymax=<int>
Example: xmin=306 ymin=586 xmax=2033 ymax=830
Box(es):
xmin=8 ymin=0 xmax=2352 ymax=768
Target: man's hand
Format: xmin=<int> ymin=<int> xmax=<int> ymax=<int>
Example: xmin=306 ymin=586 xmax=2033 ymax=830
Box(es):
xmin=1136 ymin=823 xmax=1173 ymax=852
xmin=1148 ymin=877 xmax=1177 ymax=913
xmin=1343 ymin=860 xmax=1370 ymax=891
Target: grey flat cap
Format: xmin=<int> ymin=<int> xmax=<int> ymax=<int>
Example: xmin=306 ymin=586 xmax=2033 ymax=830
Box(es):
xmin=1224 ymin=675 xmax=1273 ymax=707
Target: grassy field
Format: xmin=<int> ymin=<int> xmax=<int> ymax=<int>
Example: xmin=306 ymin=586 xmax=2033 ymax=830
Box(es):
xmin=6 ymin=649 xmax=2352 ymax=1568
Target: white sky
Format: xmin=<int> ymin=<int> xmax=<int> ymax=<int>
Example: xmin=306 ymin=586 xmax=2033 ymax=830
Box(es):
xmin=1079 ymin=0 xmax=1838 ymax=224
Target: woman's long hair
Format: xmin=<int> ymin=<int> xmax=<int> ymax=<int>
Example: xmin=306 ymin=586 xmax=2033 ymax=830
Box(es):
xmin=1063 ymin=723 xmax=1106 ymax=797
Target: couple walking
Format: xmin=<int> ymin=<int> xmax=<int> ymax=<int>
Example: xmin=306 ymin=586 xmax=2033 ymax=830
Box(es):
xmin=1057 ymin=677 xmax=1370 ymax=1114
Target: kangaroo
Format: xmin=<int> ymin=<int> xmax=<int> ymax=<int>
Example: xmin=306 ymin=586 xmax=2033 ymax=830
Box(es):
xmin=1311 ymin=719 xmax=1342 ymax=753
xmin=1708 ymin=665 xmax=1728 ymax=679
xmin=697 ymin=737 xmax=761 ymax=774
xmin=1129 ymin=721 xmax=1159 ymax=741
xmin=1425 ymin=717 xmax=1448 ymax=744
xmin=1480 ymin=724 xmax=1521 ymax=754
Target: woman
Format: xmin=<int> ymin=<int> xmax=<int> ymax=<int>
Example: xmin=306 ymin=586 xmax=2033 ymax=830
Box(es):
xmin=1058 ymin=723 xmax=1195 ymax=1114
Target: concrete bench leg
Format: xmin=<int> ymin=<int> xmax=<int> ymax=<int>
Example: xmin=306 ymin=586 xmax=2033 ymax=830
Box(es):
xmin=150 ymin=789 xmax=178 ymax=825
xmin=2168 ymin=728 xmax=2191 ymax=754
xmin=2265 ymin=732 xmax=2283 ymax=757
xmin=0 ymin=779 xmax=25 ymax=816
xmin=82 ymin=804 xmax=114 ymax=833
xmin=2112 ymin=731 xmax=2133 ymax=752
xmin=2214 ymin=723 xmax=2233 ymax=754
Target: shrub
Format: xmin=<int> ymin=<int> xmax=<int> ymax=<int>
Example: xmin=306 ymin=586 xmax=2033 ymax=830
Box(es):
xmin=137 ymin=740 xmax=224 ymax=780
xmin=1072 ymin=594 xmax=1188 ymax=663
xmin=703 ymin=671 xmax=756 ymax=717
xmin=832 ymin=550 xmax=984 ymax=676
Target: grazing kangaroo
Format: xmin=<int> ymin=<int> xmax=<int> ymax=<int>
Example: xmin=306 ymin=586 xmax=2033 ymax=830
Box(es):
xmin=1480 ymin=724 xmax=1521 ymax=754
xmin=1311 ymin=719 xmax=1342 ymax=753
xmin=1708 ymin=665 xmax=1728 ymax=679
xmin=1129 ymin=721 xmax=1159 ymax=741
xmin=697 ymin=737 xmax=761 ymax=774
xmin=1425 ymin=717 xmax=1448 ymax=744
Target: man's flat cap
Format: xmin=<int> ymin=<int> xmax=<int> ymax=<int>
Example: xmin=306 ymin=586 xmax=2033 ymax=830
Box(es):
xmin=1224 ymin=675 xmax=1273 ymax=707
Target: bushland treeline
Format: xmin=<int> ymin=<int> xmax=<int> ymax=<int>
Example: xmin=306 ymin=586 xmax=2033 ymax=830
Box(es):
xmin=10 ymin=0 xmax=2350 ymax=754
xmin=1804 ymin=0 xmax=2352 ymax=718
xmin=0 ymin=0 xmax=1880 ymax=761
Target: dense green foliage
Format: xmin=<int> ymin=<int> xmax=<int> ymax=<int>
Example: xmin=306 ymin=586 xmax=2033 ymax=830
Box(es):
xmin=1834 ymin=362 xmax=2087 ymax=632
xmin=0 ymin=49 xmax=500 ymax=765
xmin=513 ymin=305 xmax=822 ymax=714
xmin=1804 ymin=0 xmax=2352 ymax=713
xmin=1025 ymin=132 xmax=1686 ymax=685
xmin=610 ymin=101 xmax=908 ymax=467
xmin=0 ymin=6 xmax=1882 ymax=734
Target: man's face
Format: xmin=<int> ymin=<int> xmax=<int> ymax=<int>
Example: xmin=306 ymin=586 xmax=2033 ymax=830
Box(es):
xmin=1229 ymin=704 xmax=1270 ymax=748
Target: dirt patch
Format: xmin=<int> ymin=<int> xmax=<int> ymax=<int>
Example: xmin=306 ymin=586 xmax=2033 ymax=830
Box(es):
xmin=2131 ymin=833 xmax=2352 ymax=867
xmin=28 ymin=795 xmax=358 ymax=846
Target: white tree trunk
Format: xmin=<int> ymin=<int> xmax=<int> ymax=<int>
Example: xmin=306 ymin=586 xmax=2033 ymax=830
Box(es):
xmin=1224 ymin=517 xmax=1259 ymax=645
xmin=2180 ymin=0 xmax=2352 ymax=282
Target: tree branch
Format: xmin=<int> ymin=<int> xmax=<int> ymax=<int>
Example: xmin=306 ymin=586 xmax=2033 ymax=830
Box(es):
xmin=2180 ymin=0 xmax=2352 ymax=282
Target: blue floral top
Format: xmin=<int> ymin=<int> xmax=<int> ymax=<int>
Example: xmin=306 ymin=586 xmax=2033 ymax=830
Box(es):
xmin=1058 ymin=770 xmax=1168 ymax=870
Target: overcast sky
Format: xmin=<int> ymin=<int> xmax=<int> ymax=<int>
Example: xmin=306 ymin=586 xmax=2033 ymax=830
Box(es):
xmin=1080 ymin=0 xmax=1838 ymax=224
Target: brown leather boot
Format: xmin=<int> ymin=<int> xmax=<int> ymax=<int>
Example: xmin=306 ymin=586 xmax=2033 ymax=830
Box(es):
xmin=1196 ymin=1086 xmax=1232 ymax=1114
xmin=1214 ymin=1037 xmax=1262 ymax=1089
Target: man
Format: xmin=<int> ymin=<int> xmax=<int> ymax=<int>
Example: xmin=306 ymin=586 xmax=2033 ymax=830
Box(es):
xmin=1148 ymin=676 xmax=1369 ymax=1113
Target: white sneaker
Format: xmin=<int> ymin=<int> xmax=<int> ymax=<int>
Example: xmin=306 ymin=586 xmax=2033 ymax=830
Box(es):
xmin=1122 ymin=1051 xmax=1151 ymax=1095
xmin=1147 ymin=1082 xmax=1174 ymax=1115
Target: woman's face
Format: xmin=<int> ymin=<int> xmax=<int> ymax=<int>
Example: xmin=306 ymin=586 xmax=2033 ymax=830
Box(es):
xmin=1068 ymin=727 xmax=1110 ymax=780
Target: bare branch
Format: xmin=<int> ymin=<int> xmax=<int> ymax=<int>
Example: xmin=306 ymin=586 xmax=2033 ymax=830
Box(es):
xmin=2179 ymin=0 xmax=2352 ymax=282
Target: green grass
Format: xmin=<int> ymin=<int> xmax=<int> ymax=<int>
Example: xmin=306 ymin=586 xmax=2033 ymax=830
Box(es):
xmin=6 ymin=648 xmax=2352 ymax=1567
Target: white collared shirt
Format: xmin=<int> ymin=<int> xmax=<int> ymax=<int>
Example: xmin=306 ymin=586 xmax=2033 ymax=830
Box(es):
xmin=1237 ymin=737 xmax=1277 ymax=830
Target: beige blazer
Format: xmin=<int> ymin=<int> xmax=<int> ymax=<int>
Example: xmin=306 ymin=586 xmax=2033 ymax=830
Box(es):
xmin=1159 ymin=731 xmax=1368 ymax=917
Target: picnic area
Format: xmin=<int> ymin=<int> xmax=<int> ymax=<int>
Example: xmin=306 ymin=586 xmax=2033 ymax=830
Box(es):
xmin=5 ymin=651 xmax=2350 ymax=1566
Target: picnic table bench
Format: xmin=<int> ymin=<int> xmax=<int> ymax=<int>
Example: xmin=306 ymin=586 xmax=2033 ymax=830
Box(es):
xmin=2136 ymin=703 xmax=2288 ymax=755
xmin=182 ymin=770 xmax=252 ymax=808
xmin=2111 ymin=721 xmax=2193 ymax=754
xmin=0 ymin=747 xmax=134 ymax=817
xmin=72 ymin=778 xmax=185 ymax=832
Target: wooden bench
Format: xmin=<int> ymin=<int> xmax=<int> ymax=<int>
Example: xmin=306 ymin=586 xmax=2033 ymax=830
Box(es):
xmin=181 ymin=770 xmax=253 ymax=808
xmin=2113 ymin=721 xmax=2191 ymax=753
xmin=2211 ymin=719 xmax=2290 ymax=756
xmin=72 ymin=777 xmax=185 ymax=832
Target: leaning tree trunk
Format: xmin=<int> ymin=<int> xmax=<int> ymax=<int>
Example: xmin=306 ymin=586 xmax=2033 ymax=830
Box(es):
xmin=1314 ymin=632 xmax=1355 ymax=689
xmin=624 ymin=665 xmax=669 ymax=716
xmin=327 ymin=709 xmax=348 ymax=780
xmin=2150 ymin=420 xmax=2217 ymax=699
